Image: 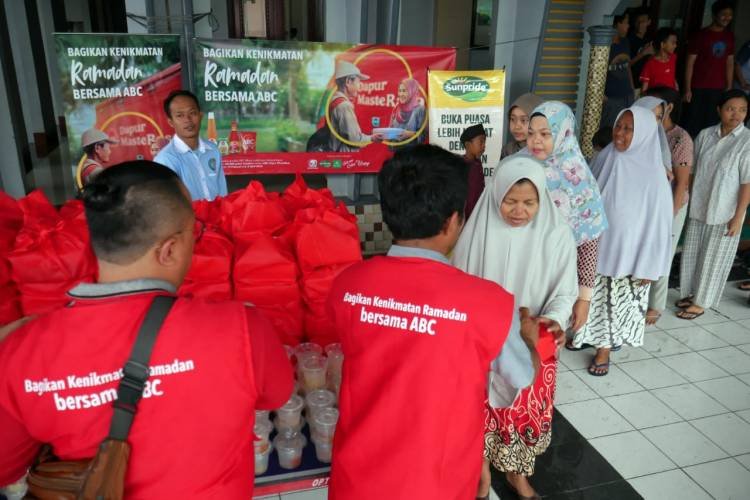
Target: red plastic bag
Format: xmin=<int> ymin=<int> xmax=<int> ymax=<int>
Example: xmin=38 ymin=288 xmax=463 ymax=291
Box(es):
xmin=222 ymin=182 xmax=289 ymax=241
xmin=179 ymin=224 xmax=233 ymax=301
xmin=17 ymin=190 xmax=59 ymax=229
xmin=0 ymin=258 xmax=21 ymax=325
xmin=281 ymin=175 xmax=336 ymax=215
xmin=233 ymin=235 xmax=303 ymax=345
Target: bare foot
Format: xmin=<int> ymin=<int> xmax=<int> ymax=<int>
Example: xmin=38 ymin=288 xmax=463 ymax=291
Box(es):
xmin=506 ymin=471 xmax=538 ymax=498
xmin=645 ymin=308 xmax=661 ymax=325
xmin=588 ymin=347 xmax=610 ymax=376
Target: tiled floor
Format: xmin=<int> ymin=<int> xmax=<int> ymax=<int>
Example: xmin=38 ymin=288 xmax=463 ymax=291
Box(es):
xmin=555 ymin=285 xmax=750 ymax=500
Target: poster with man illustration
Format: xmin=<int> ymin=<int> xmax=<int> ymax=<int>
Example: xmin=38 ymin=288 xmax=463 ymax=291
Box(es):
xmin=193 ymin=39 xmax=455 ymax=174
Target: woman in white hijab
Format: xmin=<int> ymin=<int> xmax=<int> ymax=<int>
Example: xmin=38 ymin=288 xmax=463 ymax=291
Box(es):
xmin=575 ymin=107 xmax=673 ymax=376
xmin=454 ymin=155 xmax=577 ymax=500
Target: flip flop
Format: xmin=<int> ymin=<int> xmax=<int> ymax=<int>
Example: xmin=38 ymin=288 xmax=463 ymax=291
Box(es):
xmin=739 ymin=282 xmax=750 ymax=291
xmin=588 ymin=361 xmax=610 ymax=376
xmin=611 ymin=345 xmax=622 ymax=352
xmin=676 ymin=309 xmax=705 ymax=320
xmin=675 ymin=297 xmax=693 ymax=308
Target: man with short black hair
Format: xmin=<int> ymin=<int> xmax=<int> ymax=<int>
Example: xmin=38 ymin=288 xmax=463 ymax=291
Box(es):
xmin=628 ymin=8 xmax=654 ymax=84
xmin=327 ymin=144 xmax=538 ymax=499
xmin=683 ymin=0 xmax=735 ymax=136
xmin=603 ymin=14 xmax=636 ymax=126
xmin=0 ymin=161 xmax=293 ymax=498
xmin=154 ymin=90 xmax=227 ymax=200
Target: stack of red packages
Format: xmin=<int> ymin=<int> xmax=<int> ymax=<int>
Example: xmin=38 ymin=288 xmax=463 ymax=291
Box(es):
xmin=0 ymin=192 xmax=23 ymax=325
xmin=6 ymin=191 xmax=97 ymax=316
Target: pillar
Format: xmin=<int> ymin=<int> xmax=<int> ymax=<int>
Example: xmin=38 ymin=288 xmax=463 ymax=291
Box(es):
xmin=579 ymin=25 xmax=615 ymax=160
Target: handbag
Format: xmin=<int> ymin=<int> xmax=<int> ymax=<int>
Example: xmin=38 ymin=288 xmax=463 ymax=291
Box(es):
xmin=25 ymin=295 xmax=176 ymax=500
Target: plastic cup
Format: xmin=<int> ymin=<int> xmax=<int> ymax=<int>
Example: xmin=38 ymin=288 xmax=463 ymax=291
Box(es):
xmin=273 ymin=430 xmax=307 ymax=470
xmin=305 ymin=389 xmax=336 ymax=419
xmin=274 ymin=414 xmax=305 ymax=434
xmin=255 ymin=410 xmax=270 ymax=424
xmin=295 ymin=343 xmax=323 ymax=379
xmin=253 ymin=417 xmax=274 ymax=454
xmin=310 ymin=407 xmax=339 ymax=444
xmin=301 ymin=355 xmax=327 ymax=393
xmin=313 ymin=438 xmax=333 ymax=463
xmin=255 ymin=442 xmax=272 ymax=475
xmin=276 ymin=394 xmax=304 ymax=429
xmin=325 ymin=344 xmax=344 ymax=382
xmin=283 ymin=344 xmax=295 ymax=359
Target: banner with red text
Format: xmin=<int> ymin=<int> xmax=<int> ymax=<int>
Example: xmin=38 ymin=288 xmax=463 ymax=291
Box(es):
xmin=193 ymin=39 xmax=455 ymax=174
xmin=54 ymin=33 xmax=182 ymax=187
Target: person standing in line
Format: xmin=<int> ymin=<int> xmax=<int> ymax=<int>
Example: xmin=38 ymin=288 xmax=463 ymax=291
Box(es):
xmin=326 ymin=144 xmax=539 ymax=500
xmin=677 ymin=90 xmax=750 ymax=319
xmin=522 ymin=101 xmax=608 ymax=337
xmin=683 ymin=0 xmax=735 ymax=137
xmin=628 ymin=8 xmax=654 ymax=86
xmin=603 ymin=14 xmax=636 ymax=127
xmin=640 ymin=27 xmax=680 ymax=93
xmin=154 ymin=90 xmax=228 ymax=201
xmin=454 ymin=155 xmax=578 ymax=500
xmin=501 ymin=93 xmax=545 ymax=159
xmin=642 ymin=87 xmax=694 ymax=325
xmin=575 ymin=107 xmax=673 ymax=375
xmin=461 ymin=123 xmax=488 ymax=220
xmin=0 ymin=161 xmax=294 ymax=498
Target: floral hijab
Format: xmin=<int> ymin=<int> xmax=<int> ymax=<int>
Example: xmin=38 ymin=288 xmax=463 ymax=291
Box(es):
xmin=525 ymin=101 xmax=608 ymax=245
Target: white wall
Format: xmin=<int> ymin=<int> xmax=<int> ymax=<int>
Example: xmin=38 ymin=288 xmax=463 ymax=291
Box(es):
xmin=324 ymin=0 xmax=362 ymax=43
xmin=37 ymin=0 xmax=65 ymax=124
xmin=64 ymin=0 xmax=92 ymax=31
xmin=0 ymin=61 xmax=26 ymax=196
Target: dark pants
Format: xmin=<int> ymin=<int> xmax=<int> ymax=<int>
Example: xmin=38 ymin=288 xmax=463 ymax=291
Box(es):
xmin=682 ymin=88 xmax=723 ymax=138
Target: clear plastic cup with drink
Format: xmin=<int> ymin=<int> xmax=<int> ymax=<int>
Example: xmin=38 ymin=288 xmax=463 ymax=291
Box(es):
xmin=255 ymin=442 xmax=273 ymax=475
xmin=275 ymin=394 xmax=304 ymax=430
xmin=301 ymin=355 xmax=327 ymax=393
xmin=325 ymin=343 xmax=344 ymax=390
xmin=305 ymin=389 xmax=336 ymax=421
xmin=295 ymin=343 xmax=323 ymax=380
xmin=253 ymin=417 xmax=274 ymax=454
xmin=313 ymin=439 xmax=333 ymax=463
xmin=256 ymin=409 xmax=271 ymax=424
xmin=273 ymin=430 xmax=307 ymax=470
xmin=310 ymin=406 xmax=339 ymax=444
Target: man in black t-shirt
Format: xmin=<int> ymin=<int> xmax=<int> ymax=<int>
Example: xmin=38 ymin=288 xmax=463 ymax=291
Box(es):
xmin=628 ymin=9 xmax=654 ymax=84
xmin=603 ymin=14 xmax=635 ymax=127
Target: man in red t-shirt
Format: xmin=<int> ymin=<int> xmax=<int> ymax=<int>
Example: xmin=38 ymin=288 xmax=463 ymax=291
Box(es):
xmin=683 ymin=0 xmax=735 ymax=136
xmin=0 ymin=161 xmax=293 ymax=498
xmin=327 ymin=144 xmax=539 ymax=500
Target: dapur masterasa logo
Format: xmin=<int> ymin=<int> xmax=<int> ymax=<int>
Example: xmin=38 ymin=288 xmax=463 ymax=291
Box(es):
xmin=443 ymin=76 xmax=490 ymax=102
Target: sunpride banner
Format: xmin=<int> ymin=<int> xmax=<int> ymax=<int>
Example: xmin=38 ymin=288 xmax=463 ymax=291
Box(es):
xmin=428 ymin=70 xmax=505 ymax=178
xmin=54 ymin=33 xmax=182 ymax=187
xmin=193 ymin=39 xmax=455 ymax=174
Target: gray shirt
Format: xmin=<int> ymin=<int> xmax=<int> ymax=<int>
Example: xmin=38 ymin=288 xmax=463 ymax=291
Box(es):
xmin=328 ymin=91 xmax=371 ymax=152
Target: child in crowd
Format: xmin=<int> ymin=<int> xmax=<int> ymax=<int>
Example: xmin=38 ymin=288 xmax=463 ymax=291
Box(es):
xmin=461 ymin=124 xmax=488 ymax=219
xmin=640 ymin=27 xmax=679 ymax=92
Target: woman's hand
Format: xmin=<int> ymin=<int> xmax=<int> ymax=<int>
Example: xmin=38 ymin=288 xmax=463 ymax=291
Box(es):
xmin=539 ymin=317 xmax=565 ymax=347
xmin=398 ymin=130 xmax=415 ymax=139
xmin=726 ymin=215 xmax=743 ymax=237
xmin=569 ymin=299 xmax=590 ymax=333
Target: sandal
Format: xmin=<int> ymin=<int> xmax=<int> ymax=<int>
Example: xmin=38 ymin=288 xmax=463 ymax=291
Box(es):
xmin=675 ymin=297 xmax=693 ymax=309
xmin=739 ymin=281 xmax=750 ymax=291
xmin=588 ymin=361 xmax=610 ymax=376
xmin=676 ymin=309 xmax=705 ymax=320
xmin=565 ymin=341 xmax=593 ymax=351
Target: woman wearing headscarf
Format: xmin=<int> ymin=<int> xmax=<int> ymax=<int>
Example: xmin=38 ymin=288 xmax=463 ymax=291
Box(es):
xmin=574 ymin=107 xmax=673 ymax=375
xmin=677 ymin=90 xmax=750 ymax=319
xmin=389 ymin=78 xmax=426 ymax=142
xmin=523 ymin=101 xmax=608 ymax=337
xmin=454 ymin=155 xmax=577 ymax=500
xmin=501 ymin=93 xmax=545 ymax=159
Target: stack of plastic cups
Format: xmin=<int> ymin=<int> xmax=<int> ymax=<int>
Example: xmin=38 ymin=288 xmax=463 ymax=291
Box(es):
xmin=295 ymin=343 xmax=323 ymax=394
xmin=325 ymin=343 xmax=344 ymax=398
xmin=300 ymin=355 xmax=327 ymax=394
xmin=310 ymin=407 xmax=339 ymax=463
xmin=305 ymin=389 xmax=336 ymax=420
xmin=254 ymin=416 xmax=274 ymax=475
xmin=273 ymin=430 xmax=307 ymax=469
xmin=275 ymin=394 xmax=305 ymax=433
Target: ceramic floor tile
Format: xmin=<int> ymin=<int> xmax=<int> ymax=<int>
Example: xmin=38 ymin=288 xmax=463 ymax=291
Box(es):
xmin=723 ymin=283 xmax=749 ymax=301
xmin=629 ymin=469 xmax=712 ymax=500
xmin=691 ymin=307 xmax=733 ymax=325
xmin=641 ymin=421 xmax=728 ymax=467
xmin=280 ymin=488 xmax=328 ymax=500
xmin=699 ymin=346 xmax=750 ymax=375
xmin=658 ymin=311 xmax=700 ymax=330
xmin=558 ymin=346 xmax=596 ymax=371
xmin=651 ymin=383 xmax=729 ymax=420
xmin=617 ymin=358 xmax=688 ymax=389
xmin=610 ymin=346 xmax=654 ymax=363
xmin=605 ymin=391 xmax=681 ymax=429
xmin=739 ymin=343 xmax=750 ymax=356
xmin=576 ymin=365 xmax=644 ymax=398
xmin=701 ymin=321 xmax=750 ymax=346
xmin=739 ymin=373 xmax=750 ymax=386
xmin=737 ymin=409 xmax=750 ymax=424
xmin=589 ymin=431 xmax=675 ymax=479
xmin=543 ymin=480 xmax=643 ymax=500
xmin=714 ymin=299 xmax=750 ymax=321
xmin=554 ymin=370 xmax=599 ymax=405
xmin=556 ymin=398 xmax=634 ymax=439
xmin=641 ymin=331 xmax=692 ymax=357
xmin=695 ymin=376 xmax=750 ymax=411
xmin=684 ymin=458 xmax=750 ymax=500
xmin=665 ymin=326 xmax=729 ymax=351
xmin=690 ymin=412 xmax=750 ymax=456
xmin=736 ymin=454 xmax=750 ymax=471
xmin=660 ymin=352 xmax=730 ymax=382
